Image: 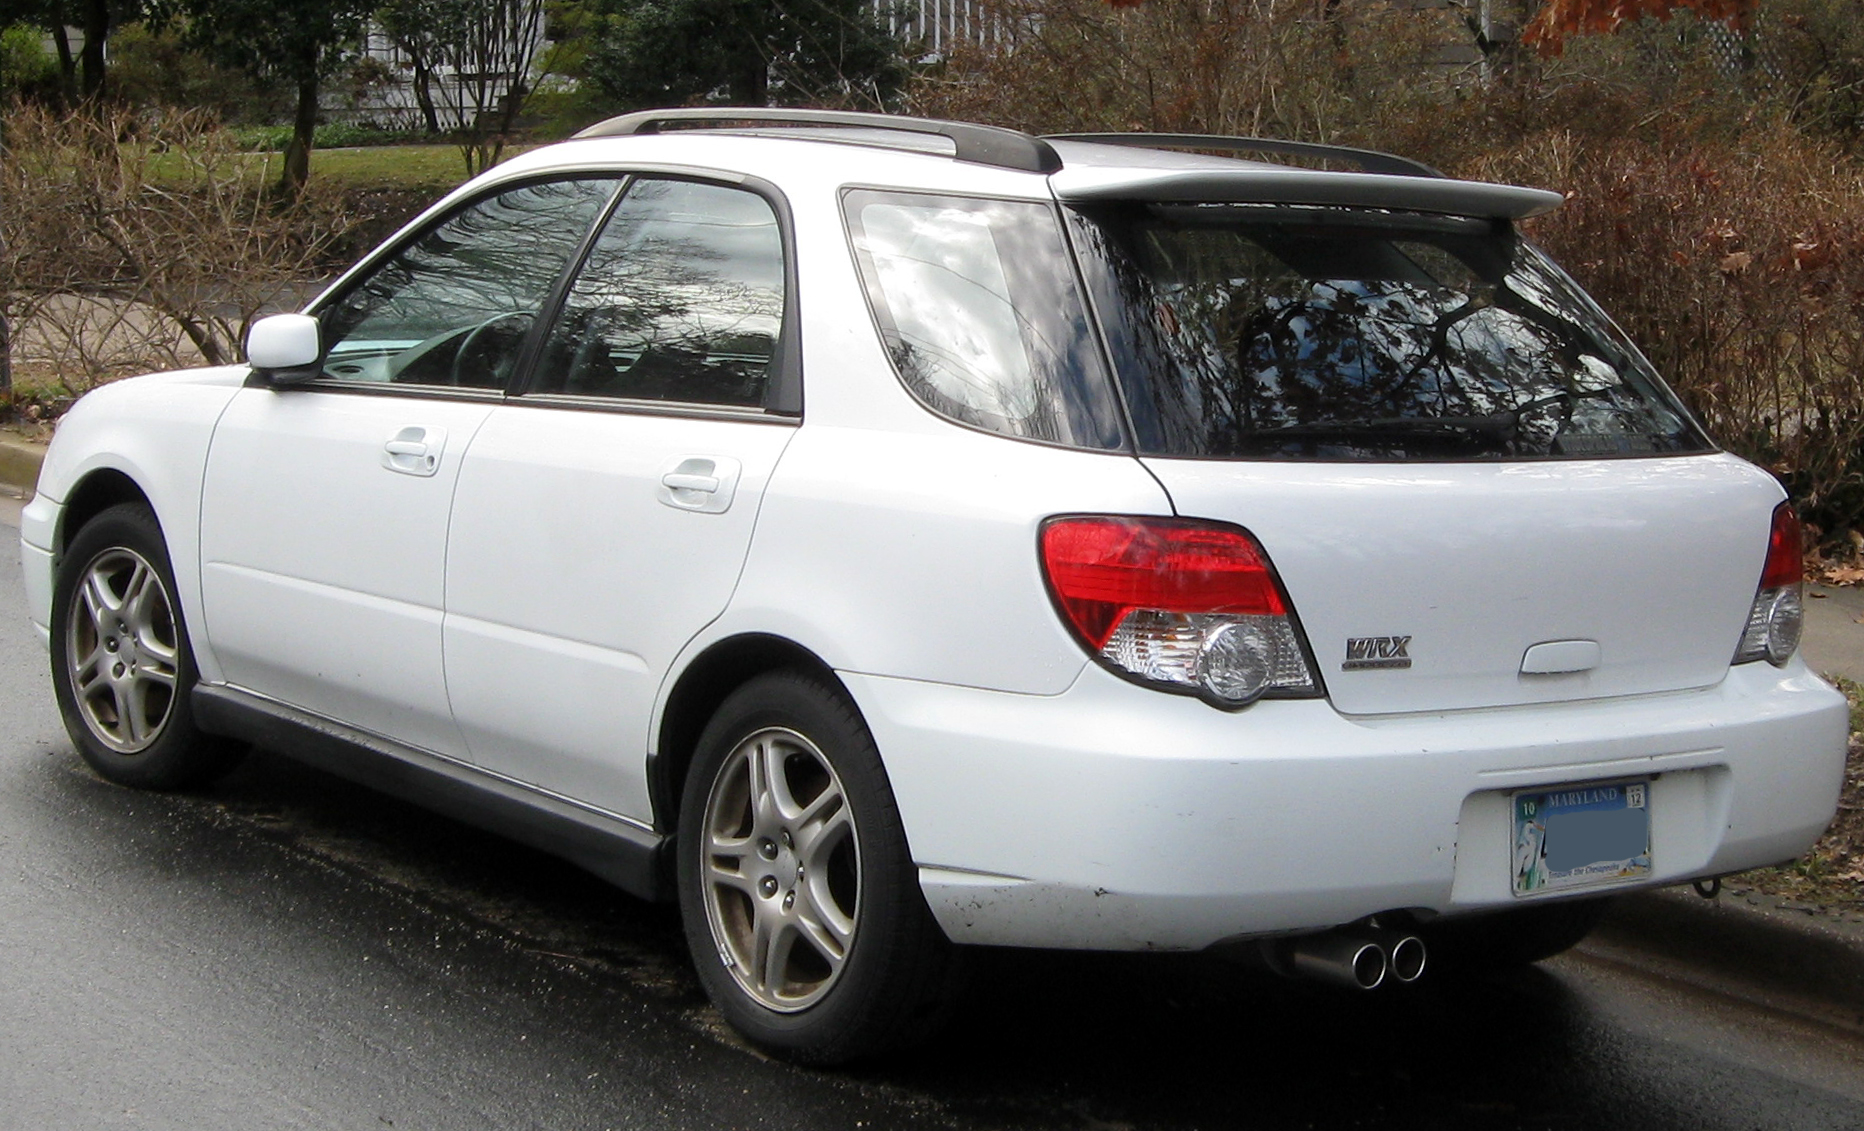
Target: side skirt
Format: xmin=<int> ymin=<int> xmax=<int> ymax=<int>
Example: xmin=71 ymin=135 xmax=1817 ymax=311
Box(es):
xmin=192 ymin=684 xmax=672 ymax=902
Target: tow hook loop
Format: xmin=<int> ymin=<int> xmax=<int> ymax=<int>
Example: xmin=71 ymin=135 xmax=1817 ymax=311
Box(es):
xmin=1693 ymin=876 xmax=1722 ymax=900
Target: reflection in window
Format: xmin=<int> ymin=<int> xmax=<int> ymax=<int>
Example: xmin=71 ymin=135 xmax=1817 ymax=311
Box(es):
xmin=1070 ymin=204 xmax=1709 ymax=461
xmin=532 ymin=179 xmax=783 ymax=407
xmin=319 ymin=178 xmax=619 ymax=388
xmin=844 ymin=191 xmax=1124 ymax=450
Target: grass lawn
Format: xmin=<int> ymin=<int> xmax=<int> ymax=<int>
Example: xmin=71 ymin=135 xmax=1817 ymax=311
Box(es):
xmin=312 ymin=144 xmax=521 ymax=191
xmin=145 ymin=143 xmax=531 ymax=193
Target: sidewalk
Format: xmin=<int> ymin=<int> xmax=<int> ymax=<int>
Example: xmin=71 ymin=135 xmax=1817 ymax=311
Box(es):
xmin=2 ymin=426 xmax=1863 ymax=1030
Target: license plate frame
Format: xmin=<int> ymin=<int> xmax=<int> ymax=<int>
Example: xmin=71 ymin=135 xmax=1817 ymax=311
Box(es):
xmin=1511 ymin=778 xmax=1652 ymax=896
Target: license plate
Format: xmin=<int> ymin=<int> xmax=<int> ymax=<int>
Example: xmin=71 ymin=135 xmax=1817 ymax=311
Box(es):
xmin=1511 ymin=779 xmax=1651 ymax=895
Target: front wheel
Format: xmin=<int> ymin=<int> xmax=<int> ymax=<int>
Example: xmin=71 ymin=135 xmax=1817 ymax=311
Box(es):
xmin=676 ymin=670 xmax=961 ymax=1065
xmin=48 ymin=503 xmax=243 ymax=790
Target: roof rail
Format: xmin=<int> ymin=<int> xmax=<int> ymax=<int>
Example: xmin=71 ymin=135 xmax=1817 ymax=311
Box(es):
xmin=1043 ymin=134 xmax=1443 ymax=179
xmin=574 ymin=108 xmax=1064 ymax=175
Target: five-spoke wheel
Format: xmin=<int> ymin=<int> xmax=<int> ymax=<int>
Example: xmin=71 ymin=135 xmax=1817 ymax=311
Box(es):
xmin=65 ymin=545 xmax=180 ymax=753
xmin=677 ymin=670 xmax=962 ymax=1065
xmin=49 ymin=503 xmax=242 ymax=789
xmin=699 ymin=726 xmax=860 ymax=1011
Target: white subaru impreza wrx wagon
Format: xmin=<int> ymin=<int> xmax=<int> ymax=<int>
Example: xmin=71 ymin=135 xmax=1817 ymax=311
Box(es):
xmin=18 ymin=109 xmax=1848 ymax=1064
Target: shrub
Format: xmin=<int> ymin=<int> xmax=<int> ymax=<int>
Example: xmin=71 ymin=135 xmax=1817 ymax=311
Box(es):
xmin=0 ymin=23 xmax=59 ymax=103
xmin=228 ymin=122 xmax=432 ymax=151
xmin=0 ymin=104 xmax=357 ymax=400
xmin=1476 ymin=127 xmax=1864 ymax=544
xmin=908 ymin=0 xmax=1864 ymax=546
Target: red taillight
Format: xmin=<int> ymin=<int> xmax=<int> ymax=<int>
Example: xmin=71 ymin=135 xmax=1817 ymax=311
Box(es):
xmin=1039 ymin=516 xmax=1316 ymax=707
xmin=1761 ymin=503 xmax=1803 ymax=590
xmin=1040 ymin=517 xmax=1287 ymax=649
xmin=1736 ymin=502 xmax=1805 ymax=666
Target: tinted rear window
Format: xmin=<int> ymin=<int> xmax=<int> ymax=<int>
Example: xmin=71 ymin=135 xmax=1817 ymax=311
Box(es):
xmin=1068 ymin=203 xmax=1711 ymax=460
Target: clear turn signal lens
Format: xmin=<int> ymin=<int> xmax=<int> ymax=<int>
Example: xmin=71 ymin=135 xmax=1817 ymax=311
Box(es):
xmin=1040 ymin=516 xmax=1319 ymax=706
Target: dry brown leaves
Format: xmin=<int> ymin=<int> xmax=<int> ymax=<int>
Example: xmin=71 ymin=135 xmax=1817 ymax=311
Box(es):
xmin=1744 ymin=732 xmax=1864 ymax=911
xmin=1524 ymin=0 xmax=1757 ymax=54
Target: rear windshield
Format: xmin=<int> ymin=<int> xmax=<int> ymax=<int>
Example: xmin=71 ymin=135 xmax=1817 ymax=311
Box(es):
xmin=1067 ymin=203 xmax=1712 ymax=460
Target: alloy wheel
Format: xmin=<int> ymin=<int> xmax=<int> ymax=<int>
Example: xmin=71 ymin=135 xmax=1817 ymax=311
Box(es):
xmin=699 ymin=726 xmax=861 ymax=1011
xmin=65 ymin=547 xmax=180 ymax=754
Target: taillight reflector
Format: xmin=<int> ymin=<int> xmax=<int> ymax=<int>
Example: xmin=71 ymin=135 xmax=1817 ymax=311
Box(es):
xmin=1762 ymin=503 xmax=1803 ymax=590
xmin=1040 ymin=517 xmax=1287 ymax=649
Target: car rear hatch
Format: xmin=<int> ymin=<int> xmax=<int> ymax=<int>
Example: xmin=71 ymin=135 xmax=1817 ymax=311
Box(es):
xmin=1139 ymin=455 xmax=1778 ymax=714
xmin=1057 ymin=170 xmax=1783 ymax=714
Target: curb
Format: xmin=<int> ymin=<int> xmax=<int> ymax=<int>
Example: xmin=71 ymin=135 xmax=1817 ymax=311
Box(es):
xmin=0 ymin=434 xmax=45 ymax=497
xmin=1584 ymin=886 xmax=1864 ymax=1032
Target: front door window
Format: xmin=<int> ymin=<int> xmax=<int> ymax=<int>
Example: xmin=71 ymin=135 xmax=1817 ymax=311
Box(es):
xmin=317 ymin=178 xmax=621 ymax=389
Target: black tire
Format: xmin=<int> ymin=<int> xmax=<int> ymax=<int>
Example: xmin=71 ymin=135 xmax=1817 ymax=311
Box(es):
xmin=1421 ymin=897 xmax=1612 ymax=975
xmin=676 ymin=669 xmax=962 ymax=1065
xmin=48 ymin=502 xmax=244 ymax=790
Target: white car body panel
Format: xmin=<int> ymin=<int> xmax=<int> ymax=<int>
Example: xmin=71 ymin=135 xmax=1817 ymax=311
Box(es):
xmin=20 ymin=493 xmax=58 ymax=646
xmin=24 ymin=366 xmax=248 ymax=676
xmin=444 ymin=404 xmax=796 ymax=821
xmin=198 ymin=387 xmax=494 ymax=756
xmin=1145 ymin=453 xmax=1782 ymax=714
xmin=722 ymin=422 xmax=1170 ymax=696
xmin=849 ymin=658 xmax=1846 ymax=949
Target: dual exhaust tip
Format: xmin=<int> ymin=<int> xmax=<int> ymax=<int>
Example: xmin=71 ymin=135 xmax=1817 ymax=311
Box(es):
xmin=1266 ymin=929 xmax=1427 ymax=991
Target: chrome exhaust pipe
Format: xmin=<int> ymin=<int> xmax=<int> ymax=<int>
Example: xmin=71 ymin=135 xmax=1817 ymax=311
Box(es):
xmin=1380 ymin=932 xmax=1427 ymax=984
xmin=1285 ymin=932 xmax=1388 ymax=991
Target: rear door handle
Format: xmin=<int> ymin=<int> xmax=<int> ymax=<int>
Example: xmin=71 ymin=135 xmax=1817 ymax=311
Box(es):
xmin=658 ymin=456 xmax=741 ymax=514
xmin=382 ymin=425 xmax=447 ymax=477
xmin=661 ymin=472 xmax=720 ymax=494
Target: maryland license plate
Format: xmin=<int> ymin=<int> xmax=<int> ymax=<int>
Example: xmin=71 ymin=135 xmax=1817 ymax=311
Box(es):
xmin=1512 ymin=779 xmax=1651 ymax=895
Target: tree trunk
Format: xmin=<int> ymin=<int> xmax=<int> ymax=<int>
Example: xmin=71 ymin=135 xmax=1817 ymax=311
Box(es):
xmin=50 ymin=19 xmax=79 ymax=110
xmin=79 ymin=0 xmax=110 ymax=101
xmin=412 ymin=58 xmax=440 ymax=134
xmin=280 ymin=73 xmax=319 ymax=197
xmin=483 ymin=77 xmax=529 ymax=171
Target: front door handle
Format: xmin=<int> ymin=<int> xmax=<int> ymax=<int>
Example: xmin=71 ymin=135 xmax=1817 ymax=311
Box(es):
xmin=661 ymin=472 xmax=721 ymax=494
xmin=382 ymin=425 xmax=447 ymax=477
xmin=658 ymin=456 xmax=741 ymax=514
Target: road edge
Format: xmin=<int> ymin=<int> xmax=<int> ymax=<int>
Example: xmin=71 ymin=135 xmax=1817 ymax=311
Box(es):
xmin=1584 ymin=886 xmax=1864 ymax=1032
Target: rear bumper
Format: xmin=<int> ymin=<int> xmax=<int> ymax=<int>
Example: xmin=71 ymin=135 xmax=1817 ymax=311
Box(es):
xmin=843 ymin=659 xmax=1848 ymax=951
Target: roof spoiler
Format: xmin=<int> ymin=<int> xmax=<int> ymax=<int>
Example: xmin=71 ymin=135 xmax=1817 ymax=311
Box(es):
xmin=1045 ymin=133 xmax=1444 ymax=179
xmin=1051 ymin=167 xmax=1565 ymax=220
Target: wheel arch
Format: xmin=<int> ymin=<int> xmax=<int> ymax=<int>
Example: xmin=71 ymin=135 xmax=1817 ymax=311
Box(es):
xmin=652 ymin=633 xmax=843 ymax=835
xmin=57 ymin=467 xmax=155 ymax=554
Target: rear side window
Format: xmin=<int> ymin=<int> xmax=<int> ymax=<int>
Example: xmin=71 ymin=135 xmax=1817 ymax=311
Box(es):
xmin=531 ymin=178 xmax=786 ymax=408
xmin=843 ymin=190 xmax=1124 ymax=450
xmin=1068 ymin=203 xmax=1712 ymax=461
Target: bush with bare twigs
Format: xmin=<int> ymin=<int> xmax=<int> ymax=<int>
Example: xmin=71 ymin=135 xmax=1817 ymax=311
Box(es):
xmin=908 ymin=0 xmax=1864 ymax=551
xmin=0 ymin=104 xmax=355 ymax=409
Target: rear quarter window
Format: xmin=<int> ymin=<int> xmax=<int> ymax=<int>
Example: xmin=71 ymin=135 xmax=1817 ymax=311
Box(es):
xmin=843 ymin=190 xmax=1125 ymax=450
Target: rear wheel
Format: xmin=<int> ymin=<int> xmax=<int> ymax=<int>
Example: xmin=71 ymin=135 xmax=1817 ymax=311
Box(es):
xmin=1421 ymin=897 xmax=1612 ymax=975
xmin=676 ymin=670 xmax=961 ymax=1065
xmin=49 ymin=503 xmax=243 ymax=790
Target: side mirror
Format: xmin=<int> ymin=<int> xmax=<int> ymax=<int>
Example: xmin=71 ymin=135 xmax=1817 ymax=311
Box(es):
xmin=246 ymin=313 xmax=323 ymax=386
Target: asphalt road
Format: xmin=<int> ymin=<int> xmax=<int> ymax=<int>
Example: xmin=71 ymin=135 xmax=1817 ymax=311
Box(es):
xmin=5 ymin=513 xmax=1864 ymax=1130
